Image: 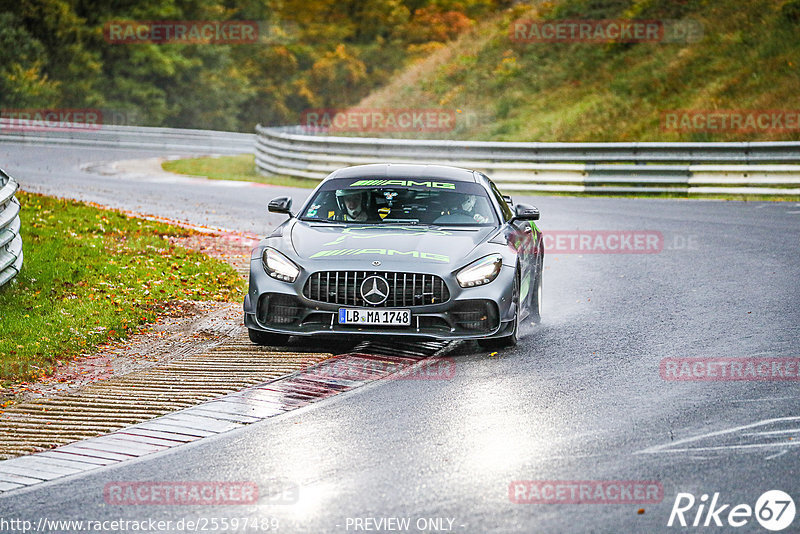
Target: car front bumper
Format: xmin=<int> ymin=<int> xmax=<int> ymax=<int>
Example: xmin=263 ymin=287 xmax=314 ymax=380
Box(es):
xmin=244 ymin=258 xmax=517 ymax=341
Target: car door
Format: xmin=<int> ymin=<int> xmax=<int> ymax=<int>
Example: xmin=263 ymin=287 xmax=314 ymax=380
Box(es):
xmin=487 ymin=179 xmax=536 ymax=318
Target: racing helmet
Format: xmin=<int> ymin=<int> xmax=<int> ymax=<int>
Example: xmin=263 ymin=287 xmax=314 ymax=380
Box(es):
xmin=461 ymin=194 xmax=477 ymax=212
xmin=335 ymin=189 xmax=369 ymax=219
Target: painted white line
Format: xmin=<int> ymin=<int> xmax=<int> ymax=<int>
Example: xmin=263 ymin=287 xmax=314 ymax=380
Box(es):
xmin=66 ymin=438 xmax=164 ymax=456
xmin=131 ymin=422 xmax=216 ymax=438
xmin=742 ymin=428 xmax=800 ymax=437
xmin=730 ymin=397 xmax=800 ymax=403
xmin=643 ymin=441 xmax=800 ymax=453
xmin=8 ymin=455 xmax=96 ymax=471
xmin=87 ymin=437 xmax=170 ymax=455
xmin=203 ymin=399 xmax=287 ymax=418
xmin=186 ymin=409 xmax=261 ymax=424
xmin=765 ymin=450 xmax=790 ymax=461
xmin=157 ymin=414 xmax=243 ymax=433
xmin=38 ymin=451 xmax=116 ymax=466
xmin=100 ymin=433 xmax=188 ymax=448
xmin=0 ymin=465 xmax=60 ymax=481
xmin=55 ymin=445 xmax=133 ymax=462
xmin=226 ymin=391 xmax=293 ymax=409
xmin=0 ymin=472 xmax=45 ymax=485
xmin=636 ymin=416 xmax=800 ymax=454
xmin=3 ymin=458 xmax=83 ymax=477
xmin=117 ymin=428 xmax=200 ymax=443
xmin=195 ymin=399 xmax=274 ymax=417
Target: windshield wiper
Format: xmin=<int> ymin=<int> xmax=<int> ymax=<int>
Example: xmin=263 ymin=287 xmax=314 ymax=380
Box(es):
xmin=299 ymin=218 xmax=345 ymax=225
xmin=381 ymin=219 xmax=420 ymax=225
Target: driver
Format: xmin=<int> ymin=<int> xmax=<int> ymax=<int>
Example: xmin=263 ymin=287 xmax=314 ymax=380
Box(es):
xmin=335 ymin=189 xmax=371 ymax=221
xmin=455 ymin=194 xmax=489 ymax=223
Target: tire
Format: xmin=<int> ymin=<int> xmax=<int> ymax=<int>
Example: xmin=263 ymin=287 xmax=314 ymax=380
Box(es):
xmin=478 ymin=269 xmax=519 ymax=350
xmin=248 ymin=328 xmax=290 ymax=346
xmin=529 ymin=255 xmax=543 ymax=324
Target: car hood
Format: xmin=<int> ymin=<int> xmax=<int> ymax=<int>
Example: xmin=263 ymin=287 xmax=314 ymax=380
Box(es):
xmin=290 ymin=221 xmax=495 ymax=267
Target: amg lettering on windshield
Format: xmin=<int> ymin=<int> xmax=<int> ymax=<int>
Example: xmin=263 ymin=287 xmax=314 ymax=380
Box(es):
xmin=349 ymin=179 xmax=456 ymax=189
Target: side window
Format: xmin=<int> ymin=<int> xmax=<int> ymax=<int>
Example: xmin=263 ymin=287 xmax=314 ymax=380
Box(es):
xmin=489 ymin=181 xmax=513 ymax=222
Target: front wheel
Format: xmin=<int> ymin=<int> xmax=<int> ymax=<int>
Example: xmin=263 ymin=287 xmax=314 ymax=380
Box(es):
xmin=478 ymin=270 xmax=519 ymax=350
xmin=248 ymin=328 xmax=290 ymax=346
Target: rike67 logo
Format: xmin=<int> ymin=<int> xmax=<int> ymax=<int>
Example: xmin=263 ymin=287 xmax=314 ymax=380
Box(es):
xmin=668 ymin=490 xmax=796 ymax=531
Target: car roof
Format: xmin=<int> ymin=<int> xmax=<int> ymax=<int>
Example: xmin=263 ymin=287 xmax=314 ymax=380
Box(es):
xmin=325 ymin=164 xmax=479 ymax=183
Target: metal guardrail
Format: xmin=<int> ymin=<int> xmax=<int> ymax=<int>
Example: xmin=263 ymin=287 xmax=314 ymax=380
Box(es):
xmin=0 ymin=120 xmax=255 ymax=155
xmin=255 ymin=125 xmax=800 ymax=195
xmin=3 ymin=120 xmax=798 ymax=195
xmin=0 ymin=169 xmax=22 ymax=288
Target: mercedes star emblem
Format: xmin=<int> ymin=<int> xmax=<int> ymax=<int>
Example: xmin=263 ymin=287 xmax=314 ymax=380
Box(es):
xmin=360 ymin=275 xmax=390 ymax=305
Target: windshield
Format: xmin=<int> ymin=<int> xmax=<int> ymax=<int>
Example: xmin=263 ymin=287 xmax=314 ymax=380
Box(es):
xmin=300 ymin=178 xmax=498 ymax=226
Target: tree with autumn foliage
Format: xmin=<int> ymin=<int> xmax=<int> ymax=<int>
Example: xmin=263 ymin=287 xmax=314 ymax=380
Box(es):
xmin=0 ymin=0 xmax=507 ymax=130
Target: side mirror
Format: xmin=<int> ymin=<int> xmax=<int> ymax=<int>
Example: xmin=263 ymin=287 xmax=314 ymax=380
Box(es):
xmin=512 ymin=203 xmax=539 ymax=221
xmin=268 ymin=197 xmax=293 ymax=217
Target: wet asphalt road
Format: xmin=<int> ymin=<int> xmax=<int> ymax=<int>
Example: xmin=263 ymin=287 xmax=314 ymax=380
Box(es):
xmin=1 ymin=142 xmax=800 ymax=533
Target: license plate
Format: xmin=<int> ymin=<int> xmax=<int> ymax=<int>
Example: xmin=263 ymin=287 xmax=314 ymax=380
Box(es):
xmin=338 ymin=308 xmax=411 ymax=326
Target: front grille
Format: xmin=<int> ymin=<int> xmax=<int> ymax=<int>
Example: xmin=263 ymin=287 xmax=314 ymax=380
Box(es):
xmin=303 ymin=271 xmax=450 ymax=307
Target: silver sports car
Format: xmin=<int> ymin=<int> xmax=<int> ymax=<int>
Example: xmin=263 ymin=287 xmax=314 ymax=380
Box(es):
xmin=244 ymin=164 xmax=543 ymax=349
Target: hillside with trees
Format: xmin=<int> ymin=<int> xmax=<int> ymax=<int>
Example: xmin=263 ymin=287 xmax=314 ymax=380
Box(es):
xmin=1 ymin=0 xmax=495 ymax=131
xmin=3 ymin=0 xmax=798 ymax=141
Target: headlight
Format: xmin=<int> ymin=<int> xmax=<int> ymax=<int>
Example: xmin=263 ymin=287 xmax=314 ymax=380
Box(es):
xmin=456 ymin=254 xmax=503 ymax=288
xmin=262 ymin=247 xmax=300 ymax=282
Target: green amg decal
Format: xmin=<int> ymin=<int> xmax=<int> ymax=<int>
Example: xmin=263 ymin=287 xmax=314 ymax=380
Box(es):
xmin=310 ymin=248 xmax=450 ymax=263
xmin=520 ymin=272 xmax=531 ymax=302
xmin=323 ymin=225 xmax=452 ymax=246
xmin=529 ymin=221 xmax=539 ymax=240
xmin=349 ymin=179 xmax=456 ymax=189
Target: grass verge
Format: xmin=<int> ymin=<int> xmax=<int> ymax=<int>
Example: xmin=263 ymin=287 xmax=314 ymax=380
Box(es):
xmin=162 ymin=154 xmax=319 ymax=189
xmin=0 ymin=192 xmax=244 ymax=388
